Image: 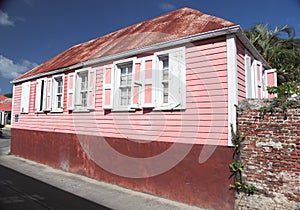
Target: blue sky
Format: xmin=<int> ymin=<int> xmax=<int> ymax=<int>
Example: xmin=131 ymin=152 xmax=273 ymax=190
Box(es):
xmin=0 ymin=0 xmax=299 ymax=95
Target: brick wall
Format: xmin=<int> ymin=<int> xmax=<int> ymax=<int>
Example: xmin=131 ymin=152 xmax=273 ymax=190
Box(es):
xmin=236 ymin=100 xmax=300 ymax=209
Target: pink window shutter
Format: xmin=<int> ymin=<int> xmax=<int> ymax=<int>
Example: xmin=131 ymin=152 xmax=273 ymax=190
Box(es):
xmin=131 ymin=60 xmax=142 ymax=109
xmin=67 ymin=73 xmax=75 ymax=110
xmin=142 ymin=56 xmax=155 ymax=108
xmin=87 ymin=69 xmax=96 ymax=110
xmin=35 ymin=80 xmax=41 ymax=112
xmin=103 ymin=65 xmax=113 ymax=109
xmin=46 ymin=78 xmax=52 ymax=111
xmin=264 ymin=69 xmax=277 ymax=98
xmin=256 ymin=62 xmax=262 ymax=99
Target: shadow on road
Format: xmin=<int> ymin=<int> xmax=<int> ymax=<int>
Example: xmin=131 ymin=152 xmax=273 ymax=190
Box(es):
xmin=0 ymin=165 xmax=111 ymax=210
xmin=0 ymin=128 xmax=110 ymax=209
xmin=0 ymin=128 xmax=11 ymax=140
xmin=0 ymin=129 xmax=10 ymax=156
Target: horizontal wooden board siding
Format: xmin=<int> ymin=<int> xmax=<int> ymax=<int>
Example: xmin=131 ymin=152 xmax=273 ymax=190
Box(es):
xmin=12 ymin=37 xmax=228 ymax=146
xmin=236 ymin=38 xmax=246 ymax=101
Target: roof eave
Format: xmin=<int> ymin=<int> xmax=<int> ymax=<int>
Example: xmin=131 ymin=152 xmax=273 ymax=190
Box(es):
xmin=13 ymin=25 xmax=243 ymax=84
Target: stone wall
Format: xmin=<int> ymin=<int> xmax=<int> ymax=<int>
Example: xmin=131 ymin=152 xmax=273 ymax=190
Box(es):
xmin=236 ymin=99 xmax=300 ymax=209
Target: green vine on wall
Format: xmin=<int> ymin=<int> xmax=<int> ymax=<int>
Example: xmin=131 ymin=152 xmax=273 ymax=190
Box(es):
xmin=229 ymin=124 xmax=256 ymax=195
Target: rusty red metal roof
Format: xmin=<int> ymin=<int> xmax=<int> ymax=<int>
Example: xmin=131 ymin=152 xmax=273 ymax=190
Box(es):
xmin=0 ymin=101 xmax=12 ymax=111
xmin=0 ymin=95 xmax=7 ymax=101
xmin=15 ymin=7 xmax=236 ymax=81
xmin=0 ymin=95 xmax=11 ymax=111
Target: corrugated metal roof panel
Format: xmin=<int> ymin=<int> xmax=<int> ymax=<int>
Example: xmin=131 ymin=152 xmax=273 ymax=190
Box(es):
xmin=15 ymin=8 xmax=236 ymax=81
xmin=0 ymin=95 xmax=7 ymax=101
xmin=0 ymin=102 xmax=12 ymax=111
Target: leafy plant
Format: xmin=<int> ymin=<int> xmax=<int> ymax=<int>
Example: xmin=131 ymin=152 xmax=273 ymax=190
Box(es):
xmin=229 ymin=125 xmax=256 ymax=195
xmin=262 ymin=67 xmax=300 ymax=113
xmin=246 ymin=24 xmax=300 ymax=111
xmin=245 ymin=24 xmax=300 ymax=72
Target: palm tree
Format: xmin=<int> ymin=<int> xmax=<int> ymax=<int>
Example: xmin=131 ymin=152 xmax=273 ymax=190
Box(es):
xmin=245 ymin=24 xmax=300 ymax=101
xmin=245 ymin=24 xmax=299 ymax=70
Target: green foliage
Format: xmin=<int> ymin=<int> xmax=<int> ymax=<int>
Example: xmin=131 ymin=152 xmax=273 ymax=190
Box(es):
xmin=264 ymin=66 xmax=300 ymax=111
xmin=246 ymin=24 xmax=300 ymax=110
xmin=245 ymin=24 xmax=300 ymax=71
xmin=229 ymin=161 xmax=245 ymax=174
xmin=4 ymin=93 xmax=12 ymax=98
xmin=230 ymin=125 xmax=256 ymax=195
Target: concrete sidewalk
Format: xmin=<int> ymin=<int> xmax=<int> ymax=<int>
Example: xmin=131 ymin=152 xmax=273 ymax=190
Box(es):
xmin=0 ymin=135 xmax=205 ymax=210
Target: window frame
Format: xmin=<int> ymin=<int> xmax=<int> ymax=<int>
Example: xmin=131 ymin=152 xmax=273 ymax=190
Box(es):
xmin=157 ymin=54 xmax=170 ymax=107
xmin=73 ymin=67 xmax=95 ymax=112
xmin=74 ymin=69 xmax=89 ymax=111
xmin=105 ymin=47 xmax=186 ymax=112
xmin=245 ymin=50 xmax=265 ymax=99
xmin=154 ymin=47 xmax=186 ymax=111
xmin=51 ymin=74 xmax=64 ymax=113
xmin=35 ymin=78 xmax=47 ymax=113
xmin=20 ymin=81 xmax=31 ymax=114
xmin=112 ymin=58 xmax=136 ymax=112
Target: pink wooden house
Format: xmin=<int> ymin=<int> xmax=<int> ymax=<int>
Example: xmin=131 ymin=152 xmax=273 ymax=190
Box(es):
xmin=11 ymin=8 xmax=276 ymax=209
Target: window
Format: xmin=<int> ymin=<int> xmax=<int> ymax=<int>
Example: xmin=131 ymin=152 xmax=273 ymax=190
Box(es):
xmin=69 ymin=68 xmax=95 ymax=111
xmin=35 ymin=78 xmax=48 ymax=112
xmin=263 ymin=69 xmax=277 ymax=98
xmin=245 ymin=52 xmax=277 ymax=99
xmin=35 ymin=78 xmax=52 ymax=112
xmin=103 ymin=47 xmax=186 ymax=111
xmin=245 ymin=54 xmax=253 ymax=98
xmin=75 ymin=70 xmax=88 ymax=109
xmin=245 ymin=53 xmax=263 ymax=99
xmin=119 ymin=62 xmax=133 ymax=106
xmin=159 ymin=55 xmax=169 ymax=104
xmin=111 ymin=60 xmax=134 ymax=111
xmin=20 ymin=81 xmax=30 ymax=113
xmin=52 ymin=75 xmax=64 ymax=112
xmin=154 ymin=48 xmax=186 ymax=110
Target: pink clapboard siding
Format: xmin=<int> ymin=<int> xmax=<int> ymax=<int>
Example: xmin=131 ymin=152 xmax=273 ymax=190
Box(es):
xmin=236 ymin=39 xmax=246 ymax=101
xmin=12 ymin=37 xmax=229 ymax=146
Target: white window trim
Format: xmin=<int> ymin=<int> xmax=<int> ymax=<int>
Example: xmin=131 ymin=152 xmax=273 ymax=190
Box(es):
xmin=20 ymin=81 xmax=31 ymax=114
xmin=105 ymin=47 xmax=186 ymax=112
xmin=250 ymin=60 xmax=263 ymax=98
xmin=245 ymin=51 xmax=252 ymax=98
xmin=51 ymin=74 xmax=64 ymax=113
xmin=245 ymin=50 xmax=265 ymax=99
xmin=73 ymin=67 xmax=95 ymax=112
xmin=153 ymin=47 xmax=186 ymax=111
xmin=74 ymin=68 xmax=89 ymax=111
xmin=227 ymin=34 xmax=238 ymax=147
xmin=35 ymin=78 xmax=48 ymax=113
xmin=112 ymin=57 xmax=137 ymax=112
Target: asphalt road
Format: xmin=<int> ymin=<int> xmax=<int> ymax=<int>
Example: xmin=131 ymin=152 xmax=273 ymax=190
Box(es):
xmin=0 ymin=129 xmax=111 ymax=210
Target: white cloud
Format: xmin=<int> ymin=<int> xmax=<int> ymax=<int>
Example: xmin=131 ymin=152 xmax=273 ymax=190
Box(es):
xmin=0 ymin=55 xmax=38 ymax=79
xmin=159 ymin=3 xmax=176 ymax=11
xmin=0 ymin=10 xmax=14 ymax=26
